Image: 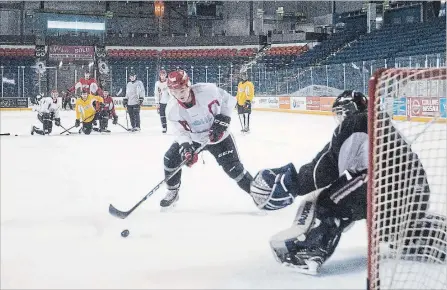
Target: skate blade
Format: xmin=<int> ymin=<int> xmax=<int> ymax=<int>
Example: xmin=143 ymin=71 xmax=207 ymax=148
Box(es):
xmin=160 ymin=202 xmax=178 ymax=213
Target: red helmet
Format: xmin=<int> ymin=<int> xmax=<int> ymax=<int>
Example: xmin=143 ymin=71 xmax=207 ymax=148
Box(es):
xmin=167 ymin=70 xmax=190 ymax=90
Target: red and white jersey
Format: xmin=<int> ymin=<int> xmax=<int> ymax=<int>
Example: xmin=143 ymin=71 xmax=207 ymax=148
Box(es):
xmin=102 ymin=95 xmax=117 ymax=117
xmin=154 ymin=80 xmax=170 ymax=104
xmin=167 ymin=83 xmax=236 ymax=145
xmin=69 ymin=78 xmax=103 ymax=96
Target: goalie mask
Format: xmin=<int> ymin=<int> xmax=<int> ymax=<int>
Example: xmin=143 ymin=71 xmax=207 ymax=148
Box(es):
xmin=332 ymin=90 xmax=368 ymax=123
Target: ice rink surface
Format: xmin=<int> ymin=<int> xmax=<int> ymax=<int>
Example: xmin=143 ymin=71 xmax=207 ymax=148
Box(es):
xmin=1 ymin=109 xmax=367 ymax=289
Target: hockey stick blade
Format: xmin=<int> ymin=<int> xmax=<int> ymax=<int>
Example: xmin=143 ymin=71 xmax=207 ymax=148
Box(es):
xmin=107 ymin=141 xmax=209 ymax=219
xmin=108 ymin=204 xmax=130 ymax=219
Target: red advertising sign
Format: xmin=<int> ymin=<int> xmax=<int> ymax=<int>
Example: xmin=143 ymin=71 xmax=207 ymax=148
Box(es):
xmin=306 ymin=96 xmax=320 ymax=110
xmin=49 ymin=45 xmax=95 ymax=60
xmin=407 ymin=97 xmax=440 ymax=117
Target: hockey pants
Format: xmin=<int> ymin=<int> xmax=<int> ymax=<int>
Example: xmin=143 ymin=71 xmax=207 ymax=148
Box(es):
xmin=159 ymin=103 xmax=167 ymax=130
xmin=127 ymin=105 xmax=141 ymax=129
xmin=163 ymin=134 xmax=253 ymax=193
xmin=34 ymin=113 xmax=53 ymax=135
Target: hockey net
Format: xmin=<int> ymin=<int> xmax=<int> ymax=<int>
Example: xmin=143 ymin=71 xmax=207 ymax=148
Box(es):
xmin=368 ymin=68 xmax=447 ymax=290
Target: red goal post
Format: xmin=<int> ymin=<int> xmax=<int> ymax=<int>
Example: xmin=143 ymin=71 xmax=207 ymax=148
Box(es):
xmin=367 ymin=68 xmax=447 ymax=290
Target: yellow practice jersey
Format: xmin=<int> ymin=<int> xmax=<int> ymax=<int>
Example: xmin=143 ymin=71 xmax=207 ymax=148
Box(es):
xmin=75 ymin=94 xmax=104 ymax=122
xmin=236 ymin=80 xmax=254 ymax=106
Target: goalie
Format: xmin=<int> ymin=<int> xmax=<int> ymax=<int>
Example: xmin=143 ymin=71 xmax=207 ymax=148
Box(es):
xmin=250 ymin=90 xmax=445 ymax=274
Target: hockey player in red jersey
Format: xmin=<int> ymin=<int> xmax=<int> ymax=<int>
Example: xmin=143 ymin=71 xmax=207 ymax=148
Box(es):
xmin=68 ymin=70 xmax=103 ymax=96
xmin=98 ymin=89 xmax=118 ymax=133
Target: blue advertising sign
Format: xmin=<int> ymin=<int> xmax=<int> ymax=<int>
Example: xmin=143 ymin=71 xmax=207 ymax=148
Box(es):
xmin=393 ymin=97 xmax=407 ymax=116
xmin=440 ymin=97 xmax=446 ymax=118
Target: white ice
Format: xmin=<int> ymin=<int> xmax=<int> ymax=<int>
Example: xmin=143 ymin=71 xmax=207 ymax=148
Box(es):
xmin=1 ymin=109 xmax=367 ymax=289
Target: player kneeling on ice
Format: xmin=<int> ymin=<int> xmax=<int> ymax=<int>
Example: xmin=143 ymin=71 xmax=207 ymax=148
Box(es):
xmin=31 ymin=90 xmax=61 ymax=135
xmin=96 ymin=89 xmax=118 ymax=133
xmin=74 ymin=89 xmax=104 ymax=134
xmin=249 ymin=90 xmax=445 ymax=275
xmin=159 ymin=70 xmax=254 ymax=208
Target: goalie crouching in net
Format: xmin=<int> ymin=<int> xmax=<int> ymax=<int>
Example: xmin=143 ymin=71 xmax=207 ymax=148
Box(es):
xmin=249 ymin=90 xmax=445 ymax=275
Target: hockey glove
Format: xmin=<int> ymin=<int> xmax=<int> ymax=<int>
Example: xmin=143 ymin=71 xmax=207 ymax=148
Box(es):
xmin=54 ymin=118 xmax=61 ymax=127
xmin=180 ymin=142 xmax=198 ymax=167
xmin=209 ymin=114 xmax=231 ymax=142
xmin=244 ymin=100 xmax=251 ymax=109
xmin=123 ymin=98 xmax=128 ymax=108
xmin=139 ymin=98 xmax=144 ymax=106
xmin=250 ymin=163 xmax=299 ymax=210
xmin=112 ymin=115 xmax=118 ymax=125
xmin=75 ymin=119 xmax=81 ymax=128
xmin=156 ymin=103 xmax=160 ymax=114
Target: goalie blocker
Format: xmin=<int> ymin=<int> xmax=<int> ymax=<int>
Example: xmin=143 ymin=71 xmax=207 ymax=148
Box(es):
xmin=250 ymin=90 xmax=445 ymax=274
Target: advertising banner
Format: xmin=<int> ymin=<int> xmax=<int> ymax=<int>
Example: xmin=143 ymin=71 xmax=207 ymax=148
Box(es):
xmin=291 ymin=97 xmax=307 ymax=110
xmin=407 ymin=97 xmax=440 ymax=118
xmin=49 ymin=45 xmax=95 ymax=60
xmin=113 ymin=97 xmax=155 ymax=108
xmin=440 ymin=97 xmax=446 ymax=118
xmin=320 ymin=97 xmax=335 ymax=112
xmin=393 ymin=97 xmax=407 ymax=116
xmin=254 ymin=97 xmax=279 ymax=109
xmin=0 ymin=98 xmax=28 ymax=108
xmin=306 ymin=96 xmax=320 ymax=110
xmin=279 ymin=96 xmax=290 ymax=109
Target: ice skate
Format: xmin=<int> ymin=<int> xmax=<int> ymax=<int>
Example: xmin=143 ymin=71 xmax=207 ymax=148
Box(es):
xmin=160 ymin=188 xmax=179 ymax=209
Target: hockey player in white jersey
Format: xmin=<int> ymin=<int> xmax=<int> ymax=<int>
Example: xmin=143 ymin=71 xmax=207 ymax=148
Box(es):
xmin=159 ymin=70 xmax=253 ymax=208
xmin=123 ymin=70 xmax=145 ymax=131
xmin=154 ymin=69 xmax=170 ymax=133
xmin=30 ymin=90 xmax=61 ymax=135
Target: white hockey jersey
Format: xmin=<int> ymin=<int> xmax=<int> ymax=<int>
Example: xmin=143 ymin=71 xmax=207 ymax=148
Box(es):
xmin=33 ymin=96 xmax=61 ymax=118
xmin=124 ymin=80 xmax=145 ymax=106
xmin=167 ymin=83 xmax=236 ymax=145
xmin=154 ymin=80 xmax=170 ymax=104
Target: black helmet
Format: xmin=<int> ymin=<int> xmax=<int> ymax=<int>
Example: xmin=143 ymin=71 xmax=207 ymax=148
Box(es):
xmin=129 ymin=70 xmax=137 ymax=77
xmin=332 ymin=90 xmax=368 ymax=122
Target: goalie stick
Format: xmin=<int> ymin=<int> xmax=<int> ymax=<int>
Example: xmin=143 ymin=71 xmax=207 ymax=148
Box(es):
xmin=109 ymin=141 xmax=209 ymax=219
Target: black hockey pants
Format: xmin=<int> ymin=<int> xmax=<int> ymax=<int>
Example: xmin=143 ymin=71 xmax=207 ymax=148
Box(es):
xmin=127 ymin=105 xmax=141 ymax=129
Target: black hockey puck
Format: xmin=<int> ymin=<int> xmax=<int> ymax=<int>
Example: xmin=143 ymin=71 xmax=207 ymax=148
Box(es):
xmin=121 ymin=229 xmax=129 ymax=238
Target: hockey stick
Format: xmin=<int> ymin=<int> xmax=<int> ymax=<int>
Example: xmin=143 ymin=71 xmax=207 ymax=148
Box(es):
xmin=59 ymin=124 xmax=75 ymax=135
xmin=60 ymin=112 xmax=96 ymax=135
xmin=109 ymin=141 xmax=209 ymax=219
xmin=0 ymin=133 xmax=11 ymax=136
xmin=238 ymin=113 xmax=245 ymax=132
xmin=116 ymin=122 xmax=130 ymax=131
xmin=125 ymin=107 xmax=129 ymax=129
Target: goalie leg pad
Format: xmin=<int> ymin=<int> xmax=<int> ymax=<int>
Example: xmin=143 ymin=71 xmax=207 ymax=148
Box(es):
xmin=164 ymin=142 xmax=183 ymax=188
xmin=270 ymin=190 xmax=344 ymax=275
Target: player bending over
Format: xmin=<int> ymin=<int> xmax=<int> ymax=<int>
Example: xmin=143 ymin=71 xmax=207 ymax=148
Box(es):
xmin=249 ymin=90 xmax=445 ymax=274
xmin=30 ymin=90 xmax=61 ymax=135
xmin=159 ymin=70 xmax=253 ymax=208
xmin=74 ymin=89 xmax=104 ymax=135
xmin=154 ymin=69 xmax=170 ymax=133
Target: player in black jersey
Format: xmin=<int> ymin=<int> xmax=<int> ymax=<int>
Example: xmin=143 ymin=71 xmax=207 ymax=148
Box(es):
xmin=249 ymin=90 xmax=445 ymax=274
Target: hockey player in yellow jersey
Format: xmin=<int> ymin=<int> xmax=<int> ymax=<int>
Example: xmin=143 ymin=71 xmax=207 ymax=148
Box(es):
xmin=236 ymin=72 xmax=254 ymax=132
xmin=74 ymin=89 xmax=104 ymax=134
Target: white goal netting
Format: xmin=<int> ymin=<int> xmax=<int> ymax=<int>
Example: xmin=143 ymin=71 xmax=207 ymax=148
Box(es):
xmin=368 ymin=68 xmax=447 ymax=290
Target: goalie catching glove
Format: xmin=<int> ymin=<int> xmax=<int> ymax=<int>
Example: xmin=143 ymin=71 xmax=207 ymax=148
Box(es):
xmin=250 ymin=163 xmax=299 ymax=210
xmin=180 ymin=142 xmax=198 ymax=167
xmin=209 ymin=114 xmax=231 ymax=142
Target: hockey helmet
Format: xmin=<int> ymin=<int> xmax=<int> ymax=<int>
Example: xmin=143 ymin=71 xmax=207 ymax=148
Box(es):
xmin=167 ymin=70 xmax=191 ymax=102
xmin=50 ymin=89 xmax=58 ymax=102
xmin=84 ymin=70 xmax=91 ymax=78
xmin=332 ymin=90 xmax=368 ymax=123
xmin=159 ymin=69 xmax=167 ymax=81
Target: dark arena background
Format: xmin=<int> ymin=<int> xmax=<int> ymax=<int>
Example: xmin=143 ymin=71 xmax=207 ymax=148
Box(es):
xmin=0 ymin=1 xmax=446 ymax=289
